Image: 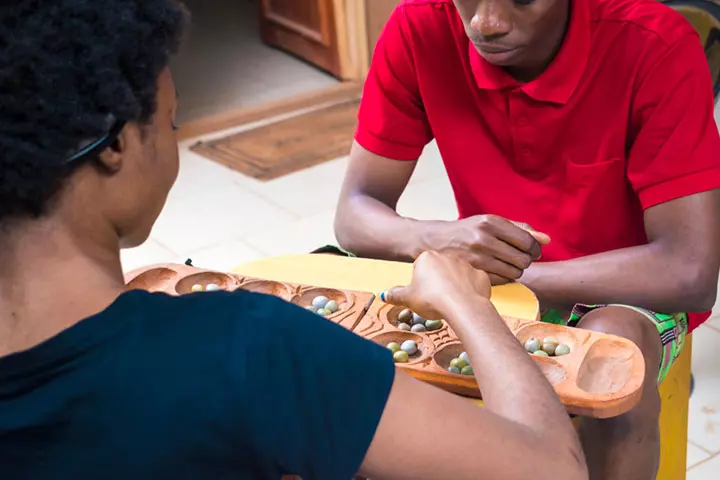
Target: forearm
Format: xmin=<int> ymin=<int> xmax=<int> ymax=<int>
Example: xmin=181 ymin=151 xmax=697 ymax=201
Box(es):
xmin=520 ymin=243 xmax=717 ymax=312
xmin=335 ymin=194 xmax=442 ymax=261
xmin=442 ymin=297 xmax=577 ymax=444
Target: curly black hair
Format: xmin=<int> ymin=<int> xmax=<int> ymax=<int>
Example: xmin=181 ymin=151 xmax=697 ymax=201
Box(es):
xmin=0 ymin=0 xmax=188 ymax=222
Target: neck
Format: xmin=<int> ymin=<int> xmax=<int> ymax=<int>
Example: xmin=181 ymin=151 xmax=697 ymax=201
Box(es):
xmin=0 ymin=215 xmax=126 ymax=356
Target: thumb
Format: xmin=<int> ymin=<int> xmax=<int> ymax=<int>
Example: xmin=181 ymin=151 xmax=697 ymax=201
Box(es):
xmin=511 ymin=221 xmax=551 ymax=246
xmin=380 ymin=286 xmax=410 ymax=305
xmin=529 ymin=230 xmax=551 ymax=246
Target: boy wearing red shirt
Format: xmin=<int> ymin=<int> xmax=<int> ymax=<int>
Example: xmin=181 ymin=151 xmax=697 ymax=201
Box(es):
xmin=335 ymin=0 xmax=720 ymax=478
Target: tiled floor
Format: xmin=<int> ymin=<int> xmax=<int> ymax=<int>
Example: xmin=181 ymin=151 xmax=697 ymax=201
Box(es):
xmin=171 ymin=0 xmax=338 ymax=123
xmin=122 ymin=102 xmax=720 ymax=477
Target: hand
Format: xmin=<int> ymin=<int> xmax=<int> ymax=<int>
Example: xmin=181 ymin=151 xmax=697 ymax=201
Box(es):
xmin=427 ymin=215 xmax=551 ymax=285
xmin=380 ymin=251 xmax=492 ymax=319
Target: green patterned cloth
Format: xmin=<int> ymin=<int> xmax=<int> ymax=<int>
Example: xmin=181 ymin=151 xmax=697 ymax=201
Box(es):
xmin=542 ymin=305 xmax=688 ymax=384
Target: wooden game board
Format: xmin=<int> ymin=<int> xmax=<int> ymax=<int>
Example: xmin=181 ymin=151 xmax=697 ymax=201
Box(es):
xmin=125 ymin=263 xmax=645 ymax=419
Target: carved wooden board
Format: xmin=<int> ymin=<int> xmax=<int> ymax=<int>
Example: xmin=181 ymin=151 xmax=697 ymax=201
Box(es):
xmin=125 ymin=263 xmax=645 ymax=418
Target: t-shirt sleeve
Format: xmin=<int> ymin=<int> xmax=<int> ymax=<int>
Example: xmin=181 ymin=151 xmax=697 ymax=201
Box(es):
xmin=231 ymin=293 xmax=395 ymax=479
xmin=355 ymin=4 xmax=434 ymax=160
xmin=627 ymin=33 xmax=720 ymax=209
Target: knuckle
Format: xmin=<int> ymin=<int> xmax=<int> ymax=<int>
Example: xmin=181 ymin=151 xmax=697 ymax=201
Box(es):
xmin=518 ymin=255 xmax=532 ymax=270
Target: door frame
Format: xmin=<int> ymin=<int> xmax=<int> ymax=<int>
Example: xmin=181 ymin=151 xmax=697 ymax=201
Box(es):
xmin=177 ymin=0 xmax=376 ymax=141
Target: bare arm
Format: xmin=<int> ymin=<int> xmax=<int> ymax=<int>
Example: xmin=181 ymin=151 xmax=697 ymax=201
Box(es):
xmin=335 ymin=142 xmax=545 ymax=284
xmin=520 ymin=190 xmax=720 ymax=313
xmin=361 ymin=293 xmax=586 ymax=479
xmin=335 ymin=141 xmax=428 ymax=261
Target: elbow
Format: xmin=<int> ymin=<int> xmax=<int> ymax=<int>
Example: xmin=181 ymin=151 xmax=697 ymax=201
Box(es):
xmin=675 ymin=263 xmax=718 ymax=312
xmin=333 ymin=215 xmax=353 ymax=252
xmin=333 ymin=202 xmax=359 ymax=254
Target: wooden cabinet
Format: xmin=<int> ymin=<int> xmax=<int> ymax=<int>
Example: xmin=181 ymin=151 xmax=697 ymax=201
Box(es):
xmin=260 ymin=0 xmax=341 ymax=77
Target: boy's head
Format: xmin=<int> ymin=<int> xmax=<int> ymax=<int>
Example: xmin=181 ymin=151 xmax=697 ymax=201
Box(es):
xmin=0 ymin=0 xmax=188 ymax=247
xmin=454 ymin=0 xmax=569 ymax=74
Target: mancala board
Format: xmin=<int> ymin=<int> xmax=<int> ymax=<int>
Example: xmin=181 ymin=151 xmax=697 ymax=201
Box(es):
xmin=125 ymin=263 xmax=645 ymax=419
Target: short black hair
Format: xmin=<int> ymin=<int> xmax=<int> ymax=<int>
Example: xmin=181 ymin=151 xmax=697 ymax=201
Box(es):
xmin=0 ymin=0 xmax=188 ymax=222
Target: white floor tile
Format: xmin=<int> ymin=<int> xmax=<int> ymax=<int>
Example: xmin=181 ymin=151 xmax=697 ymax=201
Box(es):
xmin=182 ymin=240 xmax=264 ymax=272
xmin=688 ymin=442 xmax=712 ymax=469
xmin=398 ymin=176 xmax=459 ymax=221
xmin=120 ymin=239 xmax=178 ymax=273
xmin=408 ymin=141 xmax=451 ymax=186
xmin=173 ymin=150 xmax=245 ymax=197
xmin=237 ymin=157 xmax=349 ymax=217
xmin=687 ymin=453 xmax=720 ymax=479
xmin=688 ymin=325 xmax=720 ymax=453
xmin=241 ymin=210 xmax=337 ymax=257
xmin=151 ymin=181 xmax=296 ymax=254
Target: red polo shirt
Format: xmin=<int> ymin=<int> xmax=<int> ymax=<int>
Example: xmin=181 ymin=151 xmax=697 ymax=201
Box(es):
xmin=356 ymin=0 xmax=720 ymax=331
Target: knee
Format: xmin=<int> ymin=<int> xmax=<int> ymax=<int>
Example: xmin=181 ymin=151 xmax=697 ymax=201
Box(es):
xmin=575 ymin=307 xmax=662 ymax=366
xmin=576 ymin=307 xmax=663 ymax=417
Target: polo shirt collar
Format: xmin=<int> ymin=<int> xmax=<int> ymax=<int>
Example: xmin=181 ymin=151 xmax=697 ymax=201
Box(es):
xmin=469 ymin=0 xmax=591 ymax=105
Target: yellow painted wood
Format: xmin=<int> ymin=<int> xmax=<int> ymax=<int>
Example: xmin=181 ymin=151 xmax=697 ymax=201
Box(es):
xmin=231 ymin=254 xmax=541 ymax=321
xmin=232 ymin=254 xmax=691 ymax=479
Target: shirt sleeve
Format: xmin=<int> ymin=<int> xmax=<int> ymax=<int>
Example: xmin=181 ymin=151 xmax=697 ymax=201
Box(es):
xmin=355 ymin=4 xmax=434 ymax=160
xmin=627 ymin=33 xmax=720 ymax=209
xmin=232 ymin=293 xmax=395 ymax=479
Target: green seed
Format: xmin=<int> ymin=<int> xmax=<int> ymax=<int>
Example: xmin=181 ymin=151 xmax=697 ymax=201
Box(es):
xmin=386 ymin=342 xmax=401 ymax=354
xmin=412 ymin=313 xmax=426 ymax=325
xmin=543 ymin=337 xmax=559 ymax=348
xmin=191 ymin=284 xmax=204 ymax=292
xmin=425 ymin=320 xmax=443 ymax=331
xmin=554 ymin=344 xmax=571 ymax=356
xmin=459 ymin=352 xmax=471 ymax=365
xmin=411 ymin=324 xmax=427 ymax=333
xmin=398 ymin=322 xmax=411 ymax=331
xmin=393 ymin=350 xmax=409 ymax=363
xmin=450 ymin=358 xmax=468 ymax=369
xmin=533 ymin=350 xmax=549 ymax=357
xmin=205 ymin=284 xmax=221 ymax=292
xmin=524 ymin=337 xmax=542 ymax=353
xmin=461 ymin=365 xmax=474 ymax=376
xmin=305 ymin=305 xmax=319 ymax=314
xmin=324 ymin=300 xmax=339 ymax=313
xmin=448 ymin=366 xmax=461 ymax=374
xmin=316 ymin=308 xmax=331 ymax=316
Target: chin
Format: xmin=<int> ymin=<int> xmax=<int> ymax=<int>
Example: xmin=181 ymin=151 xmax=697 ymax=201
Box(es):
xmin=119 ymin=228 xmax=153 ymax=250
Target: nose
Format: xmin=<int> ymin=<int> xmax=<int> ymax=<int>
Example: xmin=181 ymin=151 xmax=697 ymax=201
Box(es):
xmin=470 ymin=1 xmax=512 ymax=40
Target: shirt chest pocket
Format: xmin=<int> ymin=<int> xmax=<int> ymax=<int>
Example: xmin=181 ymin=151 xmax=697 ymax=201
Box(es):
xmin=557 ymin=156 xmax=637 ymax=255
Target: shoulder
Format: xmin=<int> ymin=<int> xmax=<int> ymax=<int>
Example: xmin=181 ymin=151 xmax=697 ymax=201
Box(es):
xmin=591 ymin=0 xmax=699 ymax=46
xmin=123 ymin=289 xmax=312 ymax=350
xmin=389 ymin=0 xmax=461 ymax=30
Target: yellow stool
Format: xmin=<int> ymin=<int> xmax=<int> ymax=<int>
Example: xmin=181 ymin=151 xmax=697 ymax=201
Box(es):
xmin=233 ymin=255 xmax=691 ymax=480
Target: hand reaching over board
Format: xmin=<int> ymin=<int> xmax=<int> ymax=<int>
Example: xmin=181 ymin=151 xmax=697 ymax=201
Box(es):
xmin=422 ymin=214 xmax=551 ymax=285
xmin=380 ymin=250 xmax=491 ymax=319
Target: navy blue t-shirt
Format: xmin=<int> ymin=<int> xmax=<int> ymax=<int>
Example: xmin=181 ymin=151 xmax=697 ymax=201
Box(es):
xmin=0 ymin=290 xmax=395 ymax=479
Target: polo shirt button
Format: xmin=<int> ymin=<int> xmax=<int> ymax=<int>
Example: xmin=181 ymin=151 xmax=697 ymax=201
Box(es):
xmin=517 ymin=117 xmax=528 ymax=126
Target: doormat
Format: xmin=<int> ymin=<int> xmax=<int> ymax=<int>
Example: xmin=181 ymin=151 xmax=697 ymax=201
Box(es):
xmin=190 ymin=98 xmax=360 ymax=181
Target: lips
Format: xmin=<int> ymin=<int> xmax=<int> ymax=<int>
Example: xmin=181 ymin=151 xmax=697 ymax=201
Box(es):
xmin=474 ymin=43 xmax=518 ymax=54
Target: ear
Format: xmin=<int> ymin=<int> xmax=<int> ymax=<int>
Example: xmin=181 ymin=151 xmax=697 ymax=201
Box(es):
xmin=96 ymin=123 xmax=142 ymax=174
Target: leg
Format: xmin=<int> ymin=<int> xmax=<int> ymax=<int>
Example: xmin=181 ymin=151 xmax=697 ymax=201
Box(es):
xmin=574 ymin=306 xmax=664 ymax=480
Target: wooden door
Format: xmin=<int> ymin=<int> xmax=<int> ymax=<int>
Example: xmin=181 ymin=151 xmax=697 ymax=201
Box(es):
xmin=260 ymin=0 xmax=341 ymax=78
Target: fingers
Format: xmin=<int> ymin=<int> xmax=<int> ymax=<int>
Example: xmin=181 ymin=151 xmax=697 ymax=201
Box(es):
xmin=380 ymin=286 xmax=409 ymax=305
xmin=487 ymin=217 xmax=543 ymax=259
xmin=473 ymin=234 xmax=531 ymax=274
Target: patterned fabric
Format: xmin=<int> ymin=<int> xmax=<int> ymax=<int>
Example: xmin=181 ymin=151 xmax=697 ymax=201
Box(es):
xmin=542 ymin=305 xmax=688 ymax=384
